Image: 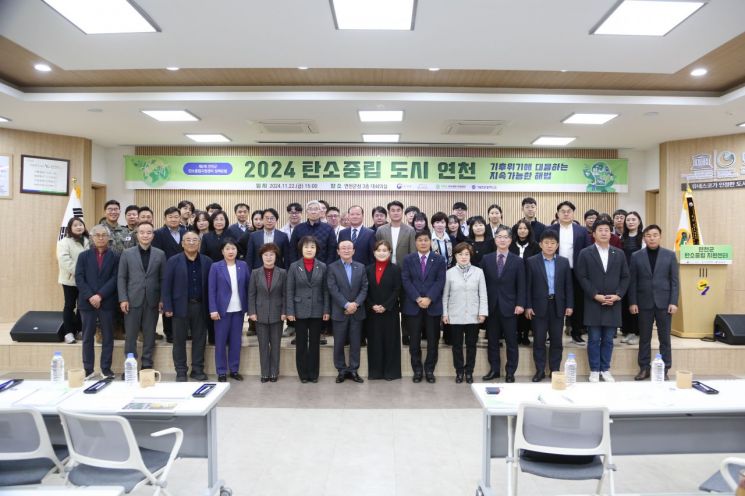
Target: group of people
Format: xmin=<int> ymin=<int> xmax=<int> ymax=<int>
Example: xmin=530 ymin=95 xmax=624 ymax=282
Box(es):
xmin=55 ymin=195 xmax=679 ymax=384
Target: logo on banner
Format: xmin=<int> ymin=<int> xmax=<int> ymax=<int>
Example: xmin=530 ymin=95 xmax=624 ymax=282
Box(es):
xmin=691 ymin=154 xmax=713 ymax=170
xmin=696 ymin=278 xmax=710 ymax=295
xmin=717 ymin=151 xmax=735 ymax=168
xmin=583 ymin=161 xmax=616 ymax=192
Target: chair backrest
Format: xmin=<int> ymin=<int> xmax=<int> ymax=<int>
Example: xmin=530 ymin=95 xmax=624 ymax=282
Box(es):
xmin=0 ymin=407 xmax=64 ymax=471
xmin=58 ymin=408 xmax=150 ymax=475
xmin=515 ymin=402 xmax=612 ymax=457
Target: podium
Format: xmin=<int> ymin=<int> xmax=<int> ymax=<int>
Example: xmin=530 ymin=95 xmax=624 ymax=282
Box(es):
xmin=672 ymin=245 xmax=732 ymax=338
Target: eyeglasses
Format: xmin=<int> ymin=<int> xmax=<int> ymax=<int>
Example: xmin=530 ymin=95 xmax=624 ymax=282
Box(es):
xmin=495 ymin=235 xmax=510 ymax=240
xmin=183 ymin=239 xmax=200 ymax=244
xmin=92 ymin=234 xmax=109 ymax=238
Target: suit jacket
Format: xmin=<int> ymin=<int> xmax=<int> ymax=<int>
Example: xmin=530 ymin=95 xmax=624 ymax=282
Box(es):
xmin=285 ymin=259 xmax=330 ymax=319
xmin=628 ymin=247 xmax=679 ymax=310
xmin=480 ymin=251 xmax=526 ymax=318
xmin=327 ymin=260 xmax=368 ymax=321
xmin=400 ymin=251 xmax=447 ymax=316
xmin=442 ymin=265 xmax=489 ymax=325
xmin=365 ymin=262 xmax=401 ymax=313
xmin=200 ymin=230 xmax=233 ymax=262
xmin=153 ymin=225 xmax=187 ymax=259
xmin=117 ymin=245 xmax=166 ymax=308
xmin=375 ymin=223 xmax=416 ymax=266
xmin=525 ymin=254 xmax=573 ymax=318
xmin=248 ymin=267 xmax=287 ymax=324
xmin=207 ymin=260 xmax=251 ymax=317
xmin=338 ymin=226 xmax=376 ymax=266
xmin=75 ymin=248 xmax=120 ymax=312
xmin=575 ymin=244 xmax=630 ymax=327
xmin=162 ymin=253 xmax=213 ymax=319
xmin=227 ymin=223 xmax=251 ymax=252
xmin=548 ymin=223 xmax=592 ymax=268
xmin=244 ymin=230 xmax=290 ymax=270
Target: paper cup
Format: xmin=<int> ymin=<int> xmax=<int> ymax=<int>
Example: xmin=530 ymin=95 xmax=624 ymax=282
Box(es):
xmin=551 ymin=372 xmax=567 ymax=390
xmin=676 ymin=370 xmax=693 ymax=389
xmin=68 ymin=368 xmax=85 ymax=388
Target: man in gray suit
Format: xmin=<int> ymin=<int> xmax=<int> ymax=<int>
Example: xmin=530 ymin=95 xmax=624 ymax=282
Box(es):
xmin=118 ymin=221 xmax=166 ymax=370
xmin=375 ymin=200 xmax=416 ymax=266
xmin=575 ymin=218 xmax=629 ymax=383
xmin=629 ymin=225 xmax=679 ymax=380
xmin=327 ymin=240 xmax=368 ymax=383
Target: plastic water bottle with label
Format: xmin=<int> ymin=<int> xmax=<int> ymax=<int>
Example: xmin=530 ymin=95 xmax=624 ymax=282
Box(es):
xmin=50 ymin=351 xmax=65 ymax=384
xmin=651 ymin=354 xmax=665 ymax=384
xmin=564 ymin=353 xmax=577 ymax=387
xmin=124 ymin=353 xmax=138 ymax=387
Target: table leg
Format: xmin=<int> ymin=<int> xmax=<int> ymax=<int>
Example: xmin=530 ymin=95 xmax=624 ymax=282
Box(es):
xmin=481 ymin=411 xmax=491 ymax=488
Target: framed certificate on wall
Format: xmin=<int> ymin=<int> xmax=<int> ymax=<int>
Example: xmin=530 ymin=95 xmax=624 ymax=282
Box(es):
xmin=21 ymin=154 xmax=69 ymax=195
xmin=0 ymin=154 xmax=11 ymax=199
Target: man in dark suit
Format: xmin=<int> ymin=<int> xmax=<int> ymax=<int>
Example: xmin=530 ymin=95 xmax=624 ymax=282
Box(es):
xmin=629 ymin=225 xmax=679 ymax=380
xmin=152 ymin=206 xmax=187 ymax=343
xmin=227 ymin=202 xmax=251 ymax=244
xmin=401 ymin=231 xmax=447 ymax=383
xmin=327 ymin=240 xmax=369 ymax=383
xmin=481 ymin=226 xmax=526 ymax=383
xmin=575 ymin=218 xmax=630 ymax=383
xmin=117 ymin=221 xmax=167 ymax=372
xmin=520 ymin=196 xmax=546 ymax=242
xmin=162 ymin=231 xmax=213 ymax=382
xmin=548 ymin=201 xmax=592 ymax=345
xmin=75 ymin=224 xmax=119 ymax=378
xmin=243 ymin=208 xmax=290 ymax=269
xmin=525 ymin=230 xmax=573 ymax=382
xmin=338 ymin=205 xmax=376 ymax=266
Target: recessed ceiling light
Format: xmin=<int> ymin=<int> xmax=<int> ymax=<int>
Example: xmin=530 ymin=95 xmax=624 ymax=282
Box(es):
xmin=331 ymin=0 xmax=416 ymax=30
xmin=142 ymin=110 xmax=200 ymax=122
xmin=560 ymin=69 xmax=569 ymax=73
xmin=34 ymin=63 xmax=52 ymax=72
xmin=591 ymin=0 xmax=705 ymax=36
xmin=358 ymin=110 xmax=404 ymax=122
xmin=165 ymin=67 xmax=180 ymax=71
xmin=0 ymin=116 xmax=11 ymax=123
xmin=562 ymin=113 xmax=619 ymax=125
xmin=297 ymin=66 xmax=309 ymax=70
xmin=690 ymin=67 xmax=708 ymax=77
xmin=532 ymin=136 xmax=576 ymax=146
xmin=362 ymin=134 xmax=400 ymax=143
xmin=428 ymin=68 xmax=440 ymax=72
xmin=42 ymin=0 xmax=159 ymax=34
xmin=185 ymin=134 xmax=231 ymax=143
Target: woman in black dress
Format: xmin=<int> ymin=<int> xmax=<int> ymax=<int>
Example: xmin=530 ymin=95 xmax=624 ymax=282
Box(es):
xmin=365 ymin=240 xmax=402 ymax=381
xmin=621 ymin=211 xmax=644 ymax=344
xmin=509 ymin=220 xmax=541 ymax=345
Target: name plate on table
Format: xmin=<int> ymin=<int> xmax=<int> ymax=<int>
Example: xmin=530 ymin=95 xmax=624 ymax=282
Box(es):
xmin=679 ymin=245 xmax=732 ymax=265
xmin=122 ymin=401 xmax=178 ymax=412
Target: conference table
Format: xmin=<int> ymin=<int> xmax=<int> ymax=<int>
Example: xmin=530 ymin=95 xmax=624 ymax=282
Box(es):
xmin=471 ymin=379 xmax=745 ymax=496
xmin=0 ymin=379 xmax=231 ymax=496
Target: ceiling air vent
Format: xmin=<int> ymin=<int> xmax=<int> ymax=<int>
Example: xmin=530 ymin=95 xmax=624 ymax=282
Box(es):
xmin=444 ymin=120 xmax=507 ymax=136
xmin=258 ymin=120 xmax=318 ymax=134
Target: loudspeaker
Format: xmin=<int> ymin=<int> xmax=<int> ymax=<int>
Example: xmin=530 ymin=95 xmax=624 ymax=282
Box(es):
xmin=10 ymin=311 xmax=64 ymax=342
xmin=713 ymin=314 xmax=745 ymax=345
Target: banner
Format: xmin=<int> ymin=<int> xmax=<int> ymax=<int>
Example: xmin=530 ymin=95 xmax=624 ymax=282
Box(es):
xmin=675 ymin=185 xmax=702 ymax=251
xmin=125 ymin=155 xmax=628 ymax=192
xmin=58 ymin=180 xmax=84 ymax=240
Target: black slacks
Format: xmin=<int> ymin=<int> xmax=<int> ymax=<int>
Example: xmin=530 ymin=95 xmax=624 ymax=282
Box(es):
xmin=486 ymin=313 xmax=518 ymax=375
xmin=81 ymin=309 xmax=113 ymax=374
xmin=366 ymin=311 xmax=401 ymax=380
xmin=569 ymin=271 xmax=585 ymax=338
xmin=451 ymin=324 xmax=478 ymax=374
xmin=406 ymin=310 xmax=440 ymax=375
xmin=638 ymin=308 xmax=672 ymax=370
xmin=172 ymin=301 xmax=207 ymax=375
xmin=532 ymin=299 xmax=565 ymax=372
xmin=295 ymin=318 xmax=321 ymax=381
xmin=61 ymin=284 xmax=81 ymax=339
xmin=332 ymin=317 xmax=362 ymax=374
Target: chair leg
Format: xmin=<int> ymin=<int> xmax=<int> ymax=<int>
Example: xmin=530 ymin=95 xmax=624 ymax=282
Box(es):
xmin=512 ymin=462 xmax=519 ymax=496
xmin=607 ymin=468 xmax=616 ymax=496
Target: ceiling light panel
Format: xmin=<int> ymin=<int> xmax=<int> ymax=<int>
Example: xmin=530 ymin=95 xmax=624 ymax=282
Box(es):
xmin=185 ymin=134 xmax=231 ymax=143
xmin=592 ymin=0 xmax=705 ymax=36
xmin=532 ymin=136 xmax=576 ymax=146
xmin=562 ymin=113 xmax=619 ymax=125
xmin=358 ymin=110 xmax=404 ymax=122
xmin=0 ymin=116 xmax=10 ymax=123
xmin=142 ymin=110 xmax=199 ymax=122
xmin=43 ymin=0 xmax=159 ymax=34
xmin=362 ymin=134 xmax=400 ymax=143
xmin=331 ymin=0 xmax=416 ymax=30
xmin=34 ymin=63 xmax=52 ymax=72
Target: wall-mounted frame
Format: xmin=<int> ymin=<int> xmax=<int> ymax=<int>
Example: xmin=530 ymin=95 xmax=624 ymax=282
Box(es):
xmin=21 ymin=154 xmax=69 ymax=196
xmin=0 ymin=154 xmax=11 ymax=199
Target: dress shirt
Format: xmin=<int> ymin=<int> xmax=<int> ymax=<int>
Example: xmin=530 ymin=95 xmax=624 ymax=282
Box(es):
xmin=138 ymin=245 xmax=151 ymax=272
xmin=187 ymin=255 xmax=202 ymax=301
xmin=461 ymin=222 xmax=469 ymax=236
xmin=226 ymin=264 xmax=242 ymax=312
xmin=264 ymin=267 xmax=274 ymax=291
xmin=263 ymin=229 xmax=275 ymax=245
xmin=343 ymin=261 xmax=353 ymax=285
xmin=595 ymin=244 xmax=610 ymax=272
xmin=169 ymin=228 xmax=181 ymax=245
xmin=558 ymin=223 xmax=575 ymax=268
xmin=391 ymin=226 xmax=401 ymax=264
xmin=543 ymin=256 xmax=556 ymax=295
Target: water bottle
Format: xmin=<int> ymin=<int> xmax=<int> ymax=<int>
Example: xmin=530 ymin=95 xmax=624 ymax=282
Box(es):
xmin=124 ymin=353 xmax=138 ymax=387
xmin=564 ymin=353 xmax=577 ymax=387
xmin=651 ymin=353 xmax=665 ymax=384
xmin=50 ymin=351 xmax=65 ymax=384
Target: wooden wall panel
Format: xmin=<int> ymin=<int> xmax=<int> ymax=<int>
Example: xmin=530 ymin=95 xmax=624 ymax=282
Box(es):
xmin=0 ymin=128 xmax=92 ymax=322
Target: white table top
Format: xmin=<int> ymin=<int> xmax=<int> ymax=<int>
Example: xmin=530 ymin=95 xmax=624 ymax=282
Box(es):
xmin=0 ymin=380 xmax=229 ymax=416
xmin=0 ymin=486 xmax=124 ymax=495
xmin=471 ymin=379 xmax=745 ymax=416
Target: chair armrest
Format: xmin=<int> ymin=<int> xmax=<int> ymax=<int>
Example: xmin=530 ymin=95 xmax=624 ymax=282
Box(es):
xmin=151 ymin=427 xmax=182 ymax=438
xmin=720 ymin=456 xmax=745 ymax=490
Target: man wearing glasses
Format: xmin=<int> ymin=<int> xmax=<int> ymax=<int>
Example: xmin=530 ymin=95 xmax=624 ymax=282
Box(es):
xmin=102 ymin=199 xmax=127 ymax=255
xmin=288 ymin=200 xmax=337 ymax=264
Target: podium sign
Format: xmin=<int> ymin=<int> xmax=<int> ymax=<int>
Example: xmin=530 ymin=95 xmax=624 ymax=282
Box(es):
xmin=679 ymin=245 xmax=732 ymax=265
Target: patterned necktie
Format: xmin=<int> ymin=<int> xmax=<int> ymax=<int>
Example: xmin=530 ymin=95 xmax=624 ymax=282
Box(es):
xmin=352 ymin=228 xmax=358 ymax=242
xmin=420 ymin=254 xmax=427 ymax=276
xmin=497 ymin=253 xmax=505 ymax=277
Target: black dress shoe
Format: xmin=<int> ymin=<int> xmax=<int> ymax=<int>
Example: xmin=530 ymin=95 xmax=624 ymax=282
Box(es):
xmin=426 ymin=374 xmax=436 ymax=384
xmin=176 ymin=374 xmax=188 ymax=382
xmin=351 ymin=373 xmax=364 ymax=383
xmin=218 ymin=374 xmax=227 ymax=382
xmin=301 ymin=378 xmax=308 ymax=383
xmin=291 ymin=338 xmax=296 ymax=345
xmin=402 ymin=336 xmax=410 ymax=346
xmin=102 ymin=369 xmax=115 ymax=379
xmin=335 ymin=373 xmax=345 ymax=383
xmin=482 ymin=370 xmax=500 ymax=381
xmin=466 ymin=373 xmax=474 ymax=384
xmin=320 ymin=338 xmax=328 ymax=345
xmin=360 ymin=338 xmax=367 ymax=347
xmin=229 ymin=372 xmax=244 ymax=381
xmin=412 ymin=373 xmax=423 ymax=383
xmin=505 ymin=374 xmax=515 ymax=383
xmin=310 ymin=378 xmax=318 ymax=383
xmin=261 ymin=377 xmax=269 ymax=383
xmin=269 ymin=376 xmax=278 ymax=383
xmin=634 ymin=369 xmax=651 ymax=381
xmin=455 ymin=373 xmax=464 ymax=384
xmin=531 ymin=371 xmax=546 ymax=383
xmin=190 ymin=372 xmax=208 ymax=381
xmin=521 ymin=337 xmax=532 ymax=346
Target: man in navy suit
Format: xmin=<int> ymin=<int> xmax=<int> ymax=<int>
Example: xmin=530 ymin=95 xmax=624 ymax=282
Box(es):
xmin=75 ymin=224 xmax=120 ymax=378
xmin=152 ymin=206 xmax=187 ymax=343
xmin=481 ymin=226 xmax=526 ymax=383
xmin=243 ymin=208 xmax=290 ymax=269
xmin=338 ymin=205 xmax=376 ymax=266
xmin=227 ymin=202 xmax=251 ymax=243
xmin=525 ymin=230 xmax=573 ymax=382
xmin=401 ymin=231 xmax=446 ymax=383
xmin=288 ymin=200 xmax=337 ymax=264
xmin=548 ymin=201 xmax=592 ymax=345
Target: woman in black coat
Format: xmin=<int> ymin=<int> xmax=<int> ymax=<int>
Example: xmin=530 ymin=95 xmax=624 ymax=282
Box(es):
xmin=509 ymin=220 xmax=541 ymax=346
xmin=201 ymin=210 xmax=232 ymax=261
xmin=365 ymin=240 xmax=402 ymax=381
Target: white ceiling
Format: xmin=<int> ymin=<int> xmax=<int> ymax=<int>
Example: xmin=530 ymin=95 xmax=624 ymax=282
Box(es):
xmin=1 ymin=0 xmax=745 ymax=149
